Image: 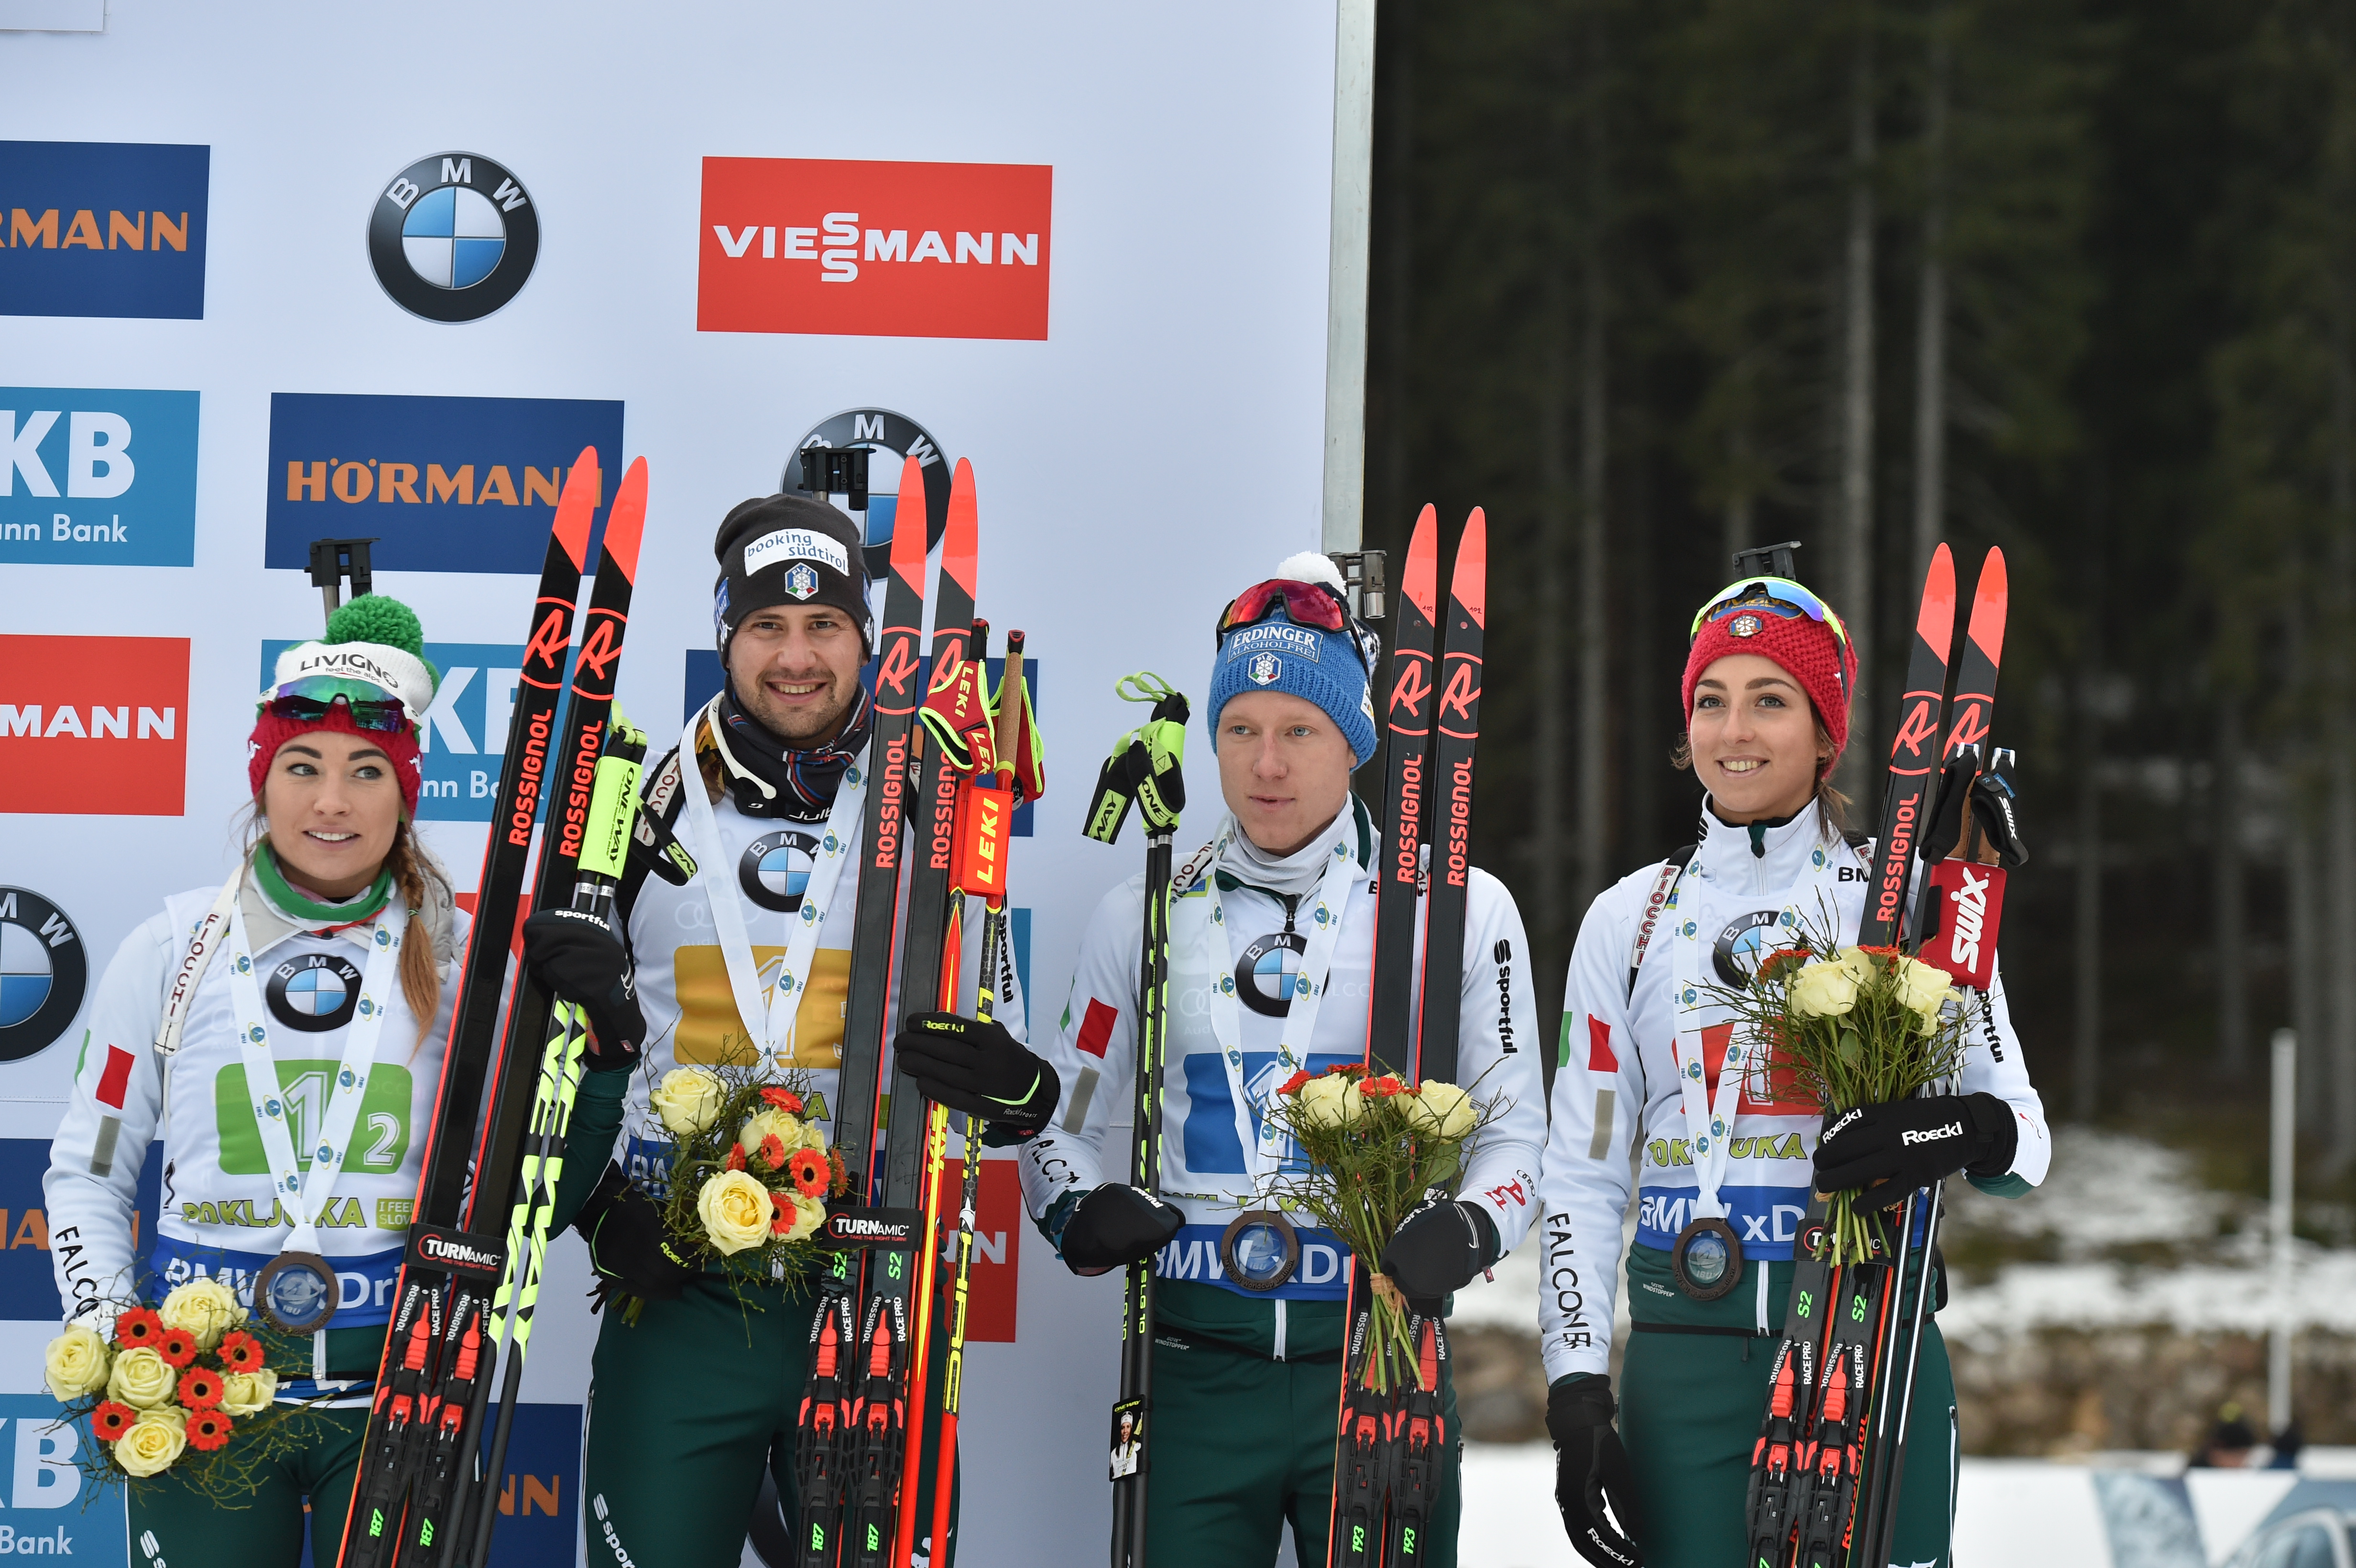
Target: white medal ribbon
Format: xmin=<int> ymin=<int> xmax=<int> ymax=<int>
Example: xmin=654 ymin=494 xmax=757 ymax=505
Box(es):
xmin=1199 ymin=816 xmax=1363 ymax=1194
xmin=675 ymin=711 xmax=866 ymax=1068
xmin=221 ymin=894 xmax=408 ymax=1255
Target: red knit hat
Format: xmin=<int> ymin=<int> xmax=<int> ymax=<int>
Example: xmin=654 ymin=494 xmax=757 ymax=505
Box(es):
xmin=248 ymin=703 xmax=425 ymax=817
xmin=1681 ymin=585 xmax=1859 ymax=777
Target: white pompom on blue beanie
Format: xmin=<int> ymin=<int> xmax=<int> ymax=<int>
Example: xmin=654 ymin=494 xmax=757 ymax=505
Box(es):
xmin=1207 ymin=551 xmax=1379 ymax=765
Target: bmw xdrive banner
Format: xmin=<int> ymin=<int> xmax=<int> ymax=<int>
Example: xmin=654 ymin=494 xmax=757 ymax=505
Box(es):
xmin=2 ymin=7 xmax=1348 ymax=1563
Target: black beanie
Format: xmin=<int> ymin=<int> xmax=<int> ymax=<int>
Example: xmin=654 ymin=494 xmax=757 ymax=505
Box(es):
xmin=713 ymin=494 xmax=873 ymax=657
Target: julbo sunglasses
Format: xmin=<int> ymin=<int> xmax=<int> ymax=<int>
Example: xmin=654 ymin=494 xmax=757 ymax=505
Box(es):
xmin=260 ymin=675 xmax=412 ymax=732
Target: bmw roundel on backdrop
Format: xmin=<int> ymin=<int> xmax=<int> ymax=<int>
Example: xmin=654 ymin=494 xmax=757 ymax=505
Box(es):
xmin=783 ymin=408 xmax=953 ymax=577
xmin=367 ymin=152 xmax=539 ymax=323
xmin=0 ymin=888 xmax=87 ymax=1065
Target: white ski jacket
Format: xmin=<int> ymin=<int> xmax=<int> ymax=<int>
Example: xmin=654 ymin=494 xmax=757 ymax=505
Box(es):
xmin=1537 ymin=804 xmax=2050 ymax=1383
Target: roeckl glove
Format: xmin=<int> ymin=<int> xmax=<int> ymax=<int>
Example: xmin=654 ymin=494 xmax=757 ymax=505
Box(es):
xmin=575 ymin=1164 xmax=698 ymax=1304
xmin=1379 ymin=1197 xmax=1500 ymax=1313
xmin=1055 ymin=1183 xmax=1184 ymax=1274
xmin=520 ymin=910 xmax=644 ymax=1071
xmin=894 ymin=1011 xmax=1059 ymax=1136
xmin=1548 ymin=1374 xmax=1644 ymax=1568
xmin=1812 ymin=1090 xmax=2018 ymax=1208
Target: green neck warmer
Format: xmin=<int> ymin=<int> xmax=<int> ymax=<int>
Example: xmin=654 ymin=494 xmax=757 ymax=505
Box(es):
xmin=254 ymin=842 xmax=394 ymax=926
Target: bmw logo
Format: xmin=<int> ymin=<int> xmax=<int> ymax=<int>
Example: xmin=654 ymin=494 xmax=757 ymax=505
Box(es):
xmin=783 ymin=409 xmax=952 ymax=577
xmin=368 ymin=152 xmax=540 ymax=323
xmin=266 ymin=952 xmax=366 ymax=1033
xmin=1234 ymin=932 xmax=1308 ymax=1019
xmin=1712 ymin=909 xmax=1789 ymax=988
xmin=0 ymin=888 xmax=86 ymax=1064
xmin=741 ymin=830 xmax=819 ymax=913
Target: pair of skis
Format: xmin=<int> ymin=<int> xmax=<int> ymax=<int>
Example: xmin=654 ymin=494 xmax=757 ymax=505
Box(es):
xmin=338 ymin=448 xmax=653 ymax=1568
xmin=1740 ymin=543 xmax=2012 ymax=1568
xmin=1326 ymin=504 xmax=1488 ymax=1568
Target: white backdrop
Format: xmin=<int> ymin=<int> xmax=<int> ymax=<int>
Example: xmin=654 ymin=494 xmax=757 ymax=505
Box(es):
xmin=0 ymin=5 xmax=1345 ymax=1563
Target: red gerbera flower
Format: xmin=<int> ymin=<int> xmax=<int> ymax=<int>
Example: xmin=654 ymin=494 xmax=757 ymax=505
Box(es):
xmin=186 ymin=1408 xmax=234 ymax=1452
xmin=761 ymin=1087 xmax=806 ymax=1114
xmin=1277 ymin=1069 xmax=1313 ymax=1097
xmin=178 ymin=1365 xmax=225 ymax=1409
xmin=114 ymin=1307 xmax=163 ymax=1349
xmin=91 ymin=1402 xmax=137 ymax=1441
xmin=760 ymin=1133 xmax=789 ymax=1172
xmin=218 ymin=1330 xmax=265 ymax=1373
xmin=1330 ymin=1063 xmax=1367 ymax=1079
xmin=787 ymin=1147 xmax=830 ymax=1198
xmin=156 ymin=1327 xmax=199 ymax=1368
xmin=1755 ymin=948 xmax=1811 ymax=984
xmin=827 ymin=1148 xmax=850 ymax=1196
xmin=725 ymin=1143 xmax=748 ymax=1172
xmin=1360 ymin=1076 xmax=1405 ymax=1099
xmin=769 ymin=1192 xmax=798 ymax=1235
xmin=1854 ymin=943 xmax=1904 ymax=963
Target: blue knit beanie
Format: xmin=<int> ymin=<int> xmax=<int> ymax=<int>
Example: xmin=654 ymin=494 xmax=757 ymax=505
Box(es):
xmin=1208 ymin=553 xmax=1379 ymax=765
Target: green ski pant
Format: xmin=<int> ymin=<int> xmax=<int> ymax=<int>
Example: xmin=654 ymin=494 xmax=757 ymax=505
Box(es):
xmin=1145 ymin=1324 xmax=1462 ymax=1567
xmin=584 ymin=1272 xmax=959 ymax=1568
xmin=125 ymin=1406 xmax=367 ymax=1568
xmin=1621 ymin=1316 xmax=1958 ymax=1568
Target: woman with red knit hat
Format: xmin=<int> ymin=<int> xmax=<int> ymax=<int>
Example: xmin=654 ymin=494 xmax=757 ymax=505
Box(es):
xmin=42 ymin=595 xmax=469 ymax=1567
xmin=1534 ymin=564 xmax=2050 ymax=1568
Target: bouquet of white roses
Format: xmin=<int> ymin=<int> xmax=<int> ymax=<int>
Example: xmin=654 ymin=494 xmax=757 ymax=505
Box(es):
xmin=643 ymin=1066 xmax=847 ymax=1302
xmin=43 ymin=1278 xmax=298 ymax=1490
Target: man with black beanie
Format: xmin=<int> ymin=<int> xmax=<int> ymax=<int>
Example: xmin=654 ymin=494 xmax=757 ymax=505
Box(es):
xmin=525 ymin=489 xmax=1024 ymax=1568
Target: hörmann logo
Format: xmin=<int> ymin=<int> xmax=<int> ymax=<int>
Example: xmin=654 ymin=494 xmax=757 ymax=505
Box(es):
xmin=0 ymin=635 xmax=187 ymax=816
xmin=0 ymin=140 xmax=210 ymax=319
xmin=699 ymin=158 xmax=1052 ymax=340
xmin=1 ymin=389 xmax=200 ymax=566
xmin=262 ymin=393 xmax=622 ymax=575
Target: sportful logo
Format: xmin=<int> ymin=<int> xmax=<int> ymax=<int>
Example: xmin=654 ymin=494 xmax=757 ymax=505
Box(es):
xmin=0 ymin=390 xmax=200 ymax=566
xmin=0 ymin=635 xmax=187 ymax=815
xmin=0 ymin=140 xmax=209 ymax=319
xmin=262 ymin=393 xmax=621 ymax=575
xmin=698 ymin=158 xmax=1052 ymax=340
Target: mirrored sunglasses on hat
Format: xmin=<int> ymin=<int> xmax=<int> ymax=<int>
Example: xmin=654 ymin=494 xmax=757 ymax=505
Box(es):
xmin=260 ymin=675 xmax=413 ymax=733
xmin=1217 ymin=577 xmax=1350 ymax=637
xmin=1690 ymin=575 xmax=1851 ymax=694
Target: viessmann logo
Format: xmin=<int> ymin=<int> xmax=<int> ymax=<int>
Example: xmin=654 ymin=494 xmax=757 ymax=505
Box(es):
xmin=0 ymin=635 xmax=188 ymax=816
xmin=698 ymin=158 xmax=1052 ymax=340
xmin=262 ymin=392 xmax=622 ymax=575
xmin=0 ymin=140 xmax=209 ymax=320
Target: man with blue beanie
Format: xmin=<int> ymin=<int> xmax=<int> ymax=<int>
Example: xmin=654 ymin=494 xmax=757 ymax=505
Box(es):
xmin=899 ymin=553 xmax=1547 ymax=1565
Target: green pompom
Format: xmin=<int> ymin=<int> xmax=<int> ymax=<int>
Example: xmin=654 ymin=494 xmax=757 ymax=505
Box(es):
xmin=325 ymin=594 xmax=425 ymax=658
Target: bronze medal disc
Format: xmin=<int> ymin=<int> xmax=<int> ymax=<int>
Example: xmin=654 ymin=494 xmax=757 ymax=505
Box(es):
xmin=1670 ymin=1216 xmax=1744 ymax=1302
xmin=1219 ymin=1209 xmax=1300 ymax=1293
xmin=253 ymin=1250 xmax=340 ymax=1335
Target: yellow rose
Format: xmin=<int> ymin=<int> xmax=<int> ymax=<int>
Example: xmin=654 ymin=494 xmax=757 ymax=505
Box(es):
xmin=113 ymin=1408 xmax=187 ymax=1478
xmin=158 ymin=1277 xmax=245 ymax=1350
xmin=106 ymin=1346 xmax=175 ymax=1409
xmin=43 ymin=1323 xmax=110 ymax=1401
xmin=738 ymin=1108 xmax=812 ymax=1160
xmin=777 ymin=1192 xmax=826 ymax=1244
xmin=1407 ymin=1081 xmax=1478 ymax=1140
xmin=1296 ymin=1073 xmax=1363 ymax=1129
xmin=219 ymin=1369 xmax=279 ymax=1416
xmin=1893 ymin=956 xmax=1953 ymax=1023
xmin=650 ymin=1067 xmax=726 ymax=1137
xmin=697 ymin=1169 xmax=774 ymax=1255
xmin=1788 ymin=958 xmax=1860 ymax=1020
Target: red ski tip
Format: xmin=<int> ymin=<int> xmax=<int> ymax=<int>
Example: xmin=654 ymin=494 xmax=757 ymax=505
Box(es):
xmin=1967 ymin=546 xmax=2007 ymax=658
xmin=1454 ymin=508 xmax=1487 ymax=629
xmin=889 ymin=452 xmax=929 ymax=587
xmin=1403 ymin=505 xmax=1439 ymax=621
xmin=551 ymin=446 xmax=600 ymax=570
xmin=1915 ymin=543 xmax=1956 ymax=646
xmin=943 ymin=458 xmax=978 ymax=604
xmin=601 ymin=457 xmax=649 ymax=582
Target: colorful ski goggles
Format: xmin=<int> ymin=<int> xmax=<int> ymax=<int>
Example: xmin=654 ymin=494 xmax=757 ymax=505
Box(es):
xmin=1217 ymin=577 xmax=1350 ymax=636
xmin=1690 ymin=575 xmax=1851 ymax=695
xmin=259 ymin=675 xmax=413 ymax=732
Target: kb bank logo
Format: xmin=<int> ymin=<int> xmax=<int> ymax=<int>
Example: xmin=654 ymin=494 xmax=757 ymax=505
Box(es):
xmin=0 ymin=140 xmax=209 ymax=320
xmin=259 ymin=639 xmax=570 ymax=824
xmin=0 ymin=635 xmax=188 ymax=816
xmin=0 ymin=389 xmax=200 ymax=566
xmin=698 ymin=158 xmax=1051 ymax=340
xmin=262 ymin=393 xmax=622 ymax=575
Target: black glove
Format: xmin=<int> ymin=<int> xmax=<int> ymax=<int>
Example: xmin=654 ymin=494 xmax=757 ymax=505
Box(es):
xmin=1813 ymin=1091 xmax=2017 ymax=1208
xmin=521 ymin=909 xmax=644 ymax=1071
xmin=1548 ymin=1374 xmax=1644 ymax=1568
xmin=894 ymin=1011 xmax=1059 ymax=1136
xmin=1379 ymin=1197 xmax=1499 ymax=1313
xmin=1056 ymin=1183 xmax=1183 ymax=1274
xmin=575 ymin=1163 xmax=698 ymax=1303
